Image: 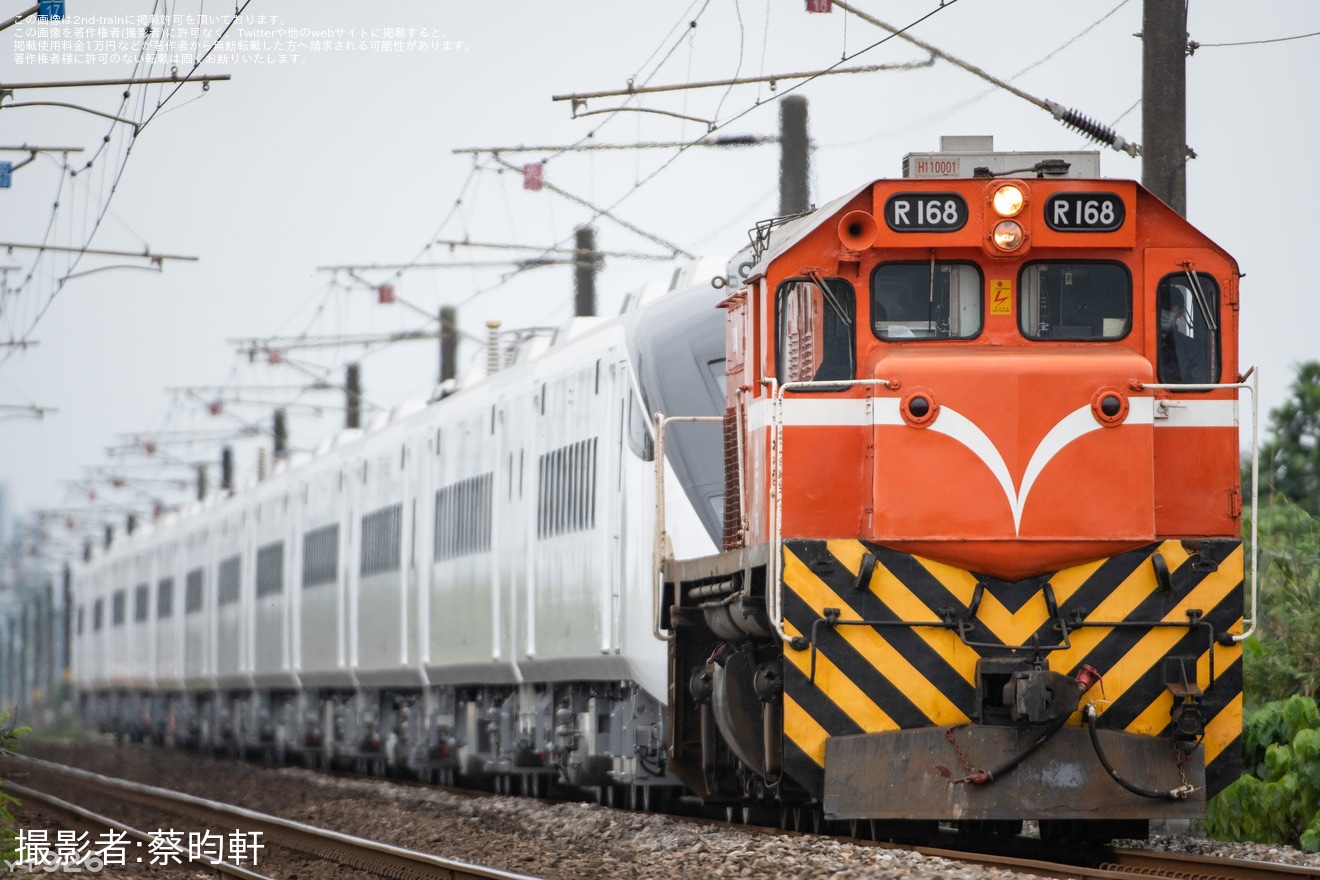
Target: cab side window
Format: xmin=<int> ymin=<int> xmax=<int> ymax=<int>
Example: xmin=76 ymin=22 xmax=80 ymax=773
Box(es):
xmin=775 ymin=278 xmax=855 ymax=383
xmin=1156 ymin=273 xmax=1220 ymax=386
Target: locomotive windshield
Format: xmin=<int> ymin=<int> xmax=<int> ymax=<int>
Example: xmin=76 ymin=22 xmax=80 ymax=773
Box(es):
xmin=871 ymin=262 xmax=983 ymax=340
xmin=1019 ymin=261 xmax=1131 ymax=340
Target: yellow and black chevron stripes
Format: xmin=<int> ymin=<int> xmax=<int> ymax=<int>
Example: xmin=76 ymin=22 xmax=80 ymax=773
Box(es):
xmin=779 ymin=538 xmax=1244 ymax=797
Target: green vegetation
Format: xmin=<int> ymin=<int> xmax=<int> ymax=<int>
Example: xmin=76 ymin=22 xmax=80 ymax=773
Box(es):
xmin=1241 ymin=501 xmax=1320 ymax=707
xmin=1259 ymin=361 xmax=1320 ymax=518
xmin=1241 ymin=362 xmax=1320 ymax=707
xmin=1207 ymin=363 xmax=1320 ymax=848
xmin=1207 ymin=696 xmax=1320 ymax=850
xmin=0 ymin=712 xmax=30 ymax=866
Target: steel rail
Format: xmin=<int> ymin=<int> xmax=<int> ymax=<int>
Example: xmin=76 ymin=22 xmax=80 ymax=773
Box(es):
xmin=1103 ymin=847 xmax=1320 ymax=880
xmin=5 ymin=753 xmax=545 ymax=880
xmin=9 ymin=746 xmax=1312 ymax=880
xmin=4 ymin=780 xmax=272 ymax=879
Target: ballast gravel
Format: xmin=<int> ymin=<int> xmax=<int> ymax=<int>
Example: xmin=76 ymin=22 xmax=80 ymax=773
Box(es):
xmin=9 ymin=734 xmax=1320 ymax=879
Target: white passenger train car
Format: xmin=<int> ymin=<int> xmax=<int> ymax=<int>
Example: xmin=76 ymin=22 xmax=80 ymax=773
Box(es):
xmin=71 ymin=260 xmax=728 ymax=795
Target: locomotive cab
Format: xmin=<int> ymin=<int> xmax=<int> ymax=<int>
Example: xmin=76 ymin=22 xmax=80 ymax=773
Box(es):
xmin=660 ymin=141 xmax=1246 ymax=837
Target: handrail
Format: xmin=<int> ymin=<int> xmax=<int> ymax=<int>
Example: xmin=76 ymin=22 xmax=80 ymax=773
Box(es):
xmin=651 ymin=413 xmax=724 ymax=641
xmin=764 ymin=377 xmax=893 ymax=645
xmin=1133 ymin=371 xmax=1260 ymax=642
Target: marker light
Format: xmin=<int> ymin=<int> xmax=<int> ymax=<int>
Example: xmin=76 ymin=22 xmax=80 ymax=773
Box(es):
xmin=992 ymin=184 xmax=1025 ymax=217
xmin=992 ymin=220 xmax=1024 ymax=251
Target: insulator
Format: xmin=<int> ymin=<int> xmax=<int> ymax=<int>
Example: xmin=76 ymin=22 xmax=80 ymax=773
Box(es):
xmin=1058 ymin=107 xmax=1118 ymax=147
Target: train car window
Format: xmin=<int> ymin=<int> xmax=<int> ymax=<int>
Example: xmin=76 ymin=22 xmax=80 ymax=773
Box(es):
xmin=776 ymin=278 xmax=855 ymax=382
xmin=157 ymin=578 xmax=174 ymax=619
xmin=360 ymin=504 xmax=403 ymax=576
xmin=435 ymin=473 xmax=493 ymax=560
xmin=1019 ymin=262 xmax=1131 ymax=340
xmin=256 ymin=541 xmax=285 ymax=597
xmin=302 ymin=524 xmax=339 ymax=588
xmin=217 ymin=555 xmax=241 ymax=606
xmin=133 ymin=583 xmax=149 ymax=623
xmin=112 ymin=589 xmax=126 ymax=626
xmin=77 ymin=605 xmax=84 ymax=635
xmin=93 ymin=599 xmax=103 ymax=631
xmin=872 ymin=262 xmax=982 ymax=341
xmin=1156 ymin=272 xmax=1220 ymax=386
xmin=185 ymin=569 xmax=203 ymax=613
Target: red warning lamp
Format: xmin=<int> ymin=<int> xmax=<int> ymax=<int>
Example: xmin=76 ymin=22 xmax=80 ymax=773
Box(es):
xmin=267 ymin=349 xmax=282 ymax=365
xmin=144 ymin=442 xmax=157 ymax=455
xmin=209 ymin=400 xmax=223 ymax=416
xmin=378 ymin=283 xmax=396 ymax=304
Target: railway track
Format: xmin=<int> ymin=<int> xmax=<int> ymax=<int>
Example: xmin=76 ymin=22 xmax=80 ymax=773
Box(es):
xmin=5 ymin=748 xmax=1313 ymax=880
xmin=908 ymin=840 xmax=1320 ymax=880
xmin=3 ymin=752 xmax=544 ymax=880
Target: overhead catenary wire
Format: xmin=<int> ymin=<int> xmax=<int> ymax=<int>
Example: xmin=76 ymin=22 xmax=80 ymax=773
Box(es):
xmin=0 ymin=0 xmax=254 ymax=362
xmin=486 ymin=153 xmax=695 ymax=258
xmin=551 ymin=57 xmax=935 ymax=105
xmin=1192 ymin=30 xmax=1320 ymax=49
xmin=454 ymin=0 xmax=964 ymax=315
xmin=815 ymin=0 xmax=1134 ymax=151
xmin=833 ymin=0 xmax=1140 ymax=156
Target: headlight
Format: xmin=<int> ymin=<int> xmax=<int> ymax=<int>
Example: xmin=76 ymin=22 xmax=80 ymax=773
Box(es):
xmin=992 ymin=220 xmax=1024 ymax=251
xmin=992 ymin=184 xmax=1025 ymax=217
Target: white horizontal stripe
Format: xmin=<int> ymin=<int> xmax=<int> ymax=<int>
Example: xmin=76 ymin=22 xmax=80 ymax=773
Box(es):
xmin=747 ymin=396 xmax=1155 ymax=431
xmin=1152 ymin=398 xmax=1238 ymax=428
xmin=747 ymin=397 xmax=888 ymax=432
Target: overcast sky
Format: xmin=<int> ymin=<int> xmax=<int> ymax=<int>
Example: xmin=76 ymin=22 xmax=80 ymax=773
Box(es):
xmin=1 ymin=0 xmax=1315 ymax=566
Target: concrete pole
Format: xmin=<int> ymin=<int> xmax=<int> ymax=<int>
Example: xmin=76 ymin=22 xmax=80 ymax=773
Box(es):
xmin=345 ymin=363 xmax=362 ymax=429
xmin=1142 ymin=0 xmax=1187 ymax=216
xmin=439 ymin=306 xmax=457 ymax=384
xmin=574 ymin=226 xmax=597 ymax=318
xmin=778 ymin=96 xmax=810 ymax=215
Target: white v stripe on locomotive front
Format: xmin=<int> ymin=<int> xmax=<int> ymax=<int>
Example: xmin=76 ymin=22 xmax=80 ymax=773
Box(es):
xmin=756 ymin=396 xmax=1155 ymax=536
xmin=926 ymin=400 xmax=1152 ymax=534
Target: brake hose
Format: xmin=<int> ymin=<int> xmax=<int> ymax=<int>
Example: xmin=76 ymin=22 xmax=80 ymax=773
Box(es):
xmin=1084 ymin=704 xmax=1194 ymax=800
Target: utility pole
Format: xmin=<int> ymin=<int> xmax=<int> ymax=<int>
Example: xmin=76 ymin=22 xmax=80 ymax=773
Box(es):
xmin=345 ymin=364 xmax=362 ymax=430
xmin=273 ymin=408 xmax=288 ymax=460
xmin=61 ymin=564 xmax=71 ymax=704
xmin=439 ymin=306 xmax=457 ymax=384
xmin=574 ymin=226 xmax=597 ymax=318
xmin=1142 ymin=0 xmax=1187 ymax=216
xmin=221 ymin=447 xmax=234 ymax=493
xmin=779 ymin=96 xmax=810 ymax=216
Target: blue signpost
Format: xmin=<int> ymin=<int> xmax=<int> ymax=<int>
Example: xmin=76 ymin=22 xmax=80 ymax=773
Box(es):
xmin=38 ymin=0 xmax=65 ymax=20
xmin=0 ymin=163 xmax=11 ymax=189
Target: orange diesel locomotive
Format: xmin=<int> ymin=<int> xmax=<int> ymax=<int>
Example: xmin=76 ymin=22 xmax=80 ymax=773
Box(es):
xmin=660 ymin=145 xmax=1248 ymax=839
